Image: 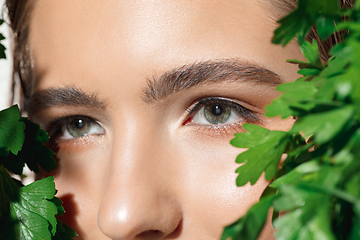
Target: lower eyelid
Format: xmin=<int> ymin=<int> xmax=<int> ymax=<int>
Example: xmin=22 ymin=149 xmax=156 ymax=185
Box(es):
xmin=185 ymin=122 xmax=247 ymax=137
xmin=53 ymin=134 xmax=106 ymax=152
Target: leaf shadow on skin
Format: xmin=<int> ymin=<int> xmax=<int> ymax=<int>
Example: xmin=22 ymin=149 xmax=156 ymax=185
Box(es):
xmin=57 ymin=193 xmax=85 ymax=239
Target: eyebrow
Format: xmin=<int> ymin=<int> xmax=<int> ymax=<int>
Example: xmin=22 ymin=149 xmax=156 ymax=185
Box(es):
xmin=142 ymin=59 xmax=282 ymax=103
xmin=27 ymin=59 xmax=281 ymax=113
xmin=26 ymin=85 xmax=107 ymax=114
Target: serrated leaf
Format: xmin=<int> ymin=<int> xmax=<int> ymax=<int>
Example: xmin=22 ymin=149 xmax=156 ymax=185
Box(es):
xmin=48 ymin=197 xmax=65 ymax=217
xmin=221 ymin=194 xmax=276 ymax=240
xmin=231 ymin=124 xmax=291 ymax=186
xmin=0 ymin=105 xmax=25 ymax=156
xmin=6 ymin=177 xmax=59 ymax=239
xmin=52 ymin=219 xmax=77 ymax=240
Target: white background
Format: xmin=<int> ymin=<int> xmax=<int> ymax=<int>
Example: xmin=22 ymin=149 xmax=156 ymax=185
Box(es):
xmin=0 ymin=0 xmax=34 ymax=184
xmin=0 ymin=0 xmax=12 ymax=111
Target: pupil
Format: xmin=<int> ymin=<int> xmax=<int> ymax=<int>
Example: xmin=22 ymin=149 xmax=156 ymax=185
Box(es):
xmin=212 ymin=105 xmax=222 ymax=116
xmin=75 ymin=119 xmax=84 ymax=129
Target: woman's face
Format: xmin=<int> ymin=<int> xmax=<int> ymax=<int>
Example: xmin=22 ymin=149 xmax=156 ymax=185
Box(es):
xmin=28 ymin=0 xmax=303 ymax=239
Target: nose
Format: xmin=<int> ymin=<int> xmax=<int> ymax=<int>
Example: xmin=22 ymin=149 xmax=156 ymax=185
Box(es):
xmin=97 ymin=131 xmax=182 ymax=239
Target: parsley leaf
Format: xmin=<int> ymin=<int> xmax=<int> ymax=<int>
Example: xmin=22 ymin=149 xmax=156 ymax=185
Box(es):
xmin=0 ymin=106 xmax=25 ymax=156
xmin=231 ymin=124 xmax=291 ymax=186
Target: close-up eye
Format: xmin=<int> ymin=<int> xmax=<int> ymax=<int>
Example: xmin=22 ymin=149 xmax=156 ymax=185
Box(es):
xmin=47 ymin=116 xmax=105 ymax=141
xmin=185 ymin=97 xmax=259 ymax=126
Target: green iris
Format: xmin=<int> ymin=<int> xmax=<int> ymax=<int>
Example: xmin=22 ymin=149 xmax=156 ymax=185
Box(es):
xmin=204 ymin=104 xmax=231 ymax=124
xmin=67 ymin=118 xmax=91 ymax=137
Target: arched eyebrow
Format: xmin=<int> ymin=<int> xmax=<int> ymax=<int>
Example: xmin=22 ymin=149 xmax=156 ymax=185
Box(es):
xmin=142 ymin=59 xmax=282 ymax=103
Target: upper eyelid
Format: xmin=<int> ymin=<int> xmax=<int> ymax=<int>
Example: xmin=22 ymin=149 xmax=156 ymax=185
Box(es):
xmin=46 ymin=115 xmax=103 ymax=138
xmin=186 ymin=97 xmax=230 ymax=114
xmin=187 ymin=97 xmax=247 ymax=114
xmin=186 ymin=97 xmax=260 ymax=122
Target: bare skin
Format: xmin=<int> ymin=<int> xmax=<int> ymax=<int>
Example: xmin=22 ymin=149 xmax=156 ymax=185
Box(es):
xmin=28 ymin=0 xmax=304 ymax=239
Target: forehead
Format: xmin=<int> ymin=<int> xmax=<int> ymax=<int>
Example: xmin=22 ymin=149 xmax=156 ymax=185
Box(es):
xmin=29 ymin=0 xmax=296 ymax=91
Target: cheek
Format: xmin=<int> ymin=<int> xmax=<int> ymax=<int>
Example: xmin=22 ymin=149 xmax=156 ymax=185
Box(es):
xmin=174 ymin=134 xmax=269 ymax=229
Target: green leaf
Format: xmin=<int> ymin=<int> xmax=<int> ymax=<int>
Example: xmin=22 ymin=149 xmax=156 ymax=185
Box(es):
xmin=300 ymin=40 xmax=322 ymax=67
xmin=291 ymin=106 xmax=354 ymax=144
xmin=271 ymin=160 xmax=322 ymax=189
xmin=52 ymin=219 xmax=78 ymax=240
xmin=297 ymin=68 xmax=321 ymax=76
xmin=272 ymin=0 xmax=341 ymax=46
xmin=0 ymin=43 xmax=6 ymax=59
xmin=1 ymin=118 xmax=56 ymax=175
xmin=0 ymin=106 xmax=25 ymax=156
xmin=231 ymin=124 xmax=291 ymax=186
xmin=0 ymin=165 xmax=20 ymax=237
xmin=349 ymin=215 xmax=360 ymax=240
xmin=48 ymin=197 xmax=65 ymax=217
xmin=221 ymin=194 xmax=276 ymax=240
xmin=273 ymin=186 xmax=335 ymax=240
xmin=316 ymin=16 xmax=337 ymax=40
xmin=20 ymin=118 xmax=56 ymax=173
xmin=8 ymin=177 xmax=58 ymax=239
xmin=265 ymin=79 xmax=318 ymax=118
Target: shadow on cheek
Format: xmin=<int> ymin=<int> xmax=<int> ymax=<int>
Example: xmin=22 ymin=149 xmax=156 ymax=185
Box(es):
xmin=57 ymin=193 xmax=85 ymax=239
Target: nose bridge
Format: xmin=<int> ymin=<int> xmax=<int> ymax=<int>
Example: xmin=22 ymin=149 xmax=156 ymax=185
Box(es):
xmin=97 ymin=121 xmax=182 ymax=239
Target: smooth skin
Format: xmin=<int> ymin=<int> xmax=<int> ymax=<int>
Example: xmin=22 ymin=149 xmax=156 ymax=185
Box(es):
xmin=28 ymin=0 xmax=304 ymax=239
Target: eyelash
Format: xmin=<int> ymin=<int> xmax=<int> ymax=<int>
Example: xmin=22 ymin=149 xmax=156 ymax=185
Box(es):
xmin=45 ymin=97 xmax=259 ymax=143
xmin=46 ymin=115 xmax=104 ymax=142
xmin=184 ymin=97 xmax=260 ymax=134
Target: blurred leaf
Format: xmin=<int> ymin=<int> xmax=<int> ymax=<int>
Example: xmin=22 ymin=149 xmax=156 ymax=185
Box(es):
xmin=272 ymin=0 xmax=341 ymax=46
xmin=317 ymin=16 xmax=337 ymax=40
xmin=301 ymin=40 xmax=322 ymax=68
xmin=291 ymin=106 xmax=354 ymax=144
xmin=221 ymin=194 xmax=276 ymax=240
xmin=271 ymin=160 xmax=321 ymax=188
xmin=265 ymin=79 xmax=318 ymax=118
xmin=273 ymin=186 xmax=335 ymax=240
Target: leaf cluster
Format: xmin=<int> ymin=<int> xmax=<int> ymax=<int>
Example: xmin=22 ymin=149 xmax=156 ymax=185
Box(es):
xmin=0 ymin=105 xmax=77 ymax=239
xmin=222 ymin=1 xmax=360 ymax=239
